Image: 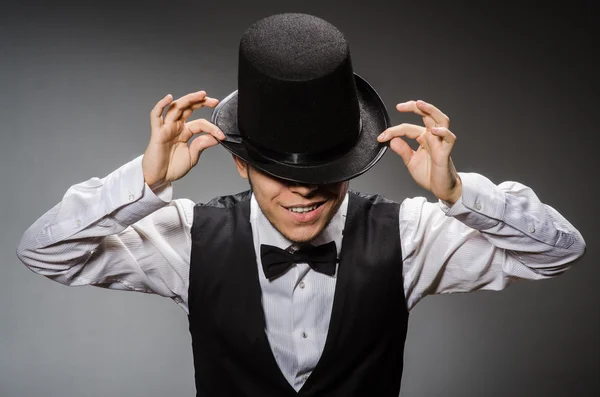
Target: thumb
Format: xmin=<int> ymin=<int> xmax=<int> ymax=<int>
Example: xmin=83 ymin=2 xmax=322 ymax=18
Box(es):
xmin=189 ymin=134 xmax=220 ymax=166
xmin=388 ymin=137 xmax=414 ymax=166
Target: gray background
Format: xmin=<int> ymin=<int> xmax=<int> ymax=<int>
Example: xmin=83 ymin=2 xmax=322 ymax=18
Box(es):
xmin=1 ymin=1 xmax=598 ymax=396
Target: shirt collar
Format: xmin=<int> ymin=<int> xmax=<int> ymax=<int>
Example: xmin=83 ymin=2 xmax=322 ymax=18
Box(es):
xmin=250 ymin=192 xmax=348 ymax=257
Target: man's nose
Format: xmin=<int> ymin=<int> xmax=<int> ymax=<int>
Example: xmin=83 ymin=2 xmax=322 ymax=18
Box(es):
xmin=288 ymin=182 xmax=319 ymax=195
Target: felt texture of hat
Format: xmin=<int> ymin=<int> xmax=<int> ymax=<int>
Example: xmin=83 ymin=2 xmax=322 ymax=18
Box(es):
xmin=211 ymin=13 xmax=390 ymax=184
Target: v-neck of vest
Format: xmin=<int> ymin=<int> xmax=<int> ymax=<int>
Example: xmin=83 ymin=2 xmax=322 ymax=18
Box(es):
xmin=243 ymin=192 xmax=360 ymax=395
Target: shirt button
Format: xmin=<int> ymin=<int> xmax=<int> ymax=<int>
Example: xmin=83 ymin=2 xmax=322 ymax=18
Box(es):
xmin=128 ymin=194 xmax=135 ymax=201
xmin=76 ymin=219 xmax=81 ymax=227
xmin=301 ymin=331 xmax=308 ymax=339
xmin=529 ymin=225 xmax=535 ymax=233
xmin=299 ymin=281 xmax=305 ymax=289
xmin=474 ymin=201 xmax=482 ymax=211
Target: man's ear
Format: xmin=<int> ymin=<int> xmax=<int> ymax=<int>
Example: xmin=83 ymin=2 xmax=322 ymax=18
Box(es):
xmin=232 ymin=154 xmax=249 ymax=179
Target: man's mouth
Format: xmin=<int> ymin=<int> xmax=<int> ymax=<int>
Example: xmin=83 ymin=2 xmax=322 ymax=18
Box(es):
xmin=284 ymin=202 xmax=325 ymax=213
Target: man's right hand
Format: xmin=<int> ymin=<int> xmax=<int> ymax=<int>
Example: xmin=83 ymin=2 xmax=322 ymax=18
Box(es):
xmin=142 ymin=90 xmax=225 ymax=188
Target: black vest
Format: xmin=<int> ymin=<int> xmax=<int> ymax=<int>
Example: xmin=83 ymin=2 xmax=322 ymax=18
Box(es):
xmin=188 ymin=190 xmax=409 ymax=396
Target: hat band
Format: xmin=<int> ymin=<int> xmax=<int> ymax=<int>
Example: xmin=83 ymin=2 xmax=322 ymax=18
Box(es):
xmin=242 ymin=118 xmax=363 ymax=166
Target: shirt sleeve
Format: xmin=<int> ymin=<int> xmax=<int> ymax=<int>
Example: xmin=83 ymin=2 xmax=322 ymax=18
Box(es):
xmin=16 ymin=154 xmax=195 ymax=314
xmin=400 ymin=172 xmax=587 ymax=312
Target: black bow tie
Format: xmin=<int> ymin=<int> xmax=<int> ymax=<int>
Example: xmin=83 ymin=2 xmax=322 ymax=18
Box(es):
xmin=260 ymin=241 xmax=338 ymax=280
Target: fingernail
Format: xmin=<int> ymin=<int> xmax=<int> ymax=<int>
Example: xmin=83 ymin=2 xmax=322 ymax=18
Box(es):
xmin=377 ymin=132 xmax=385 ymax=140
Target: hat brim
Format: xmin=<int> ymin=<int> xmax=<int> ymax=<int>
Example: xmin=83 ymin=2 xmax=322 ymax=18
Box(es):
xmin=211 ymin=73 xmax=390 ymax=184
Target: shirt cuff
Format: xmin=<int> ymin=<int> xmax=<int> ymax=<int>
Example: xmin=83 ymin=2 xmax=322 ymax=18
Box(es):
xmin=110 ymin=155 xmax=173 ymax=225
xmin=439 ymin=172 xmax=506 ymax=230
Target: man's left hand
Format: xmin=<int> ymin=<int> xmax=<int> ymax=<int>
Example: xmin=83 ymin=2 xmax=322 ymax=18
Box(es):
xmin=377 ymin=100 xmax=462 ymax=205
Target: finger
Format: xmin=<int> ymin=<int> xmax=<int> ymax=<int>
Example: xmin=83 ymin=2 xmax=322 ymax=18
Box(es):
xmin=388 ymin=137 xmax=415 ymax=166
xmin=396 ymin=100 xmax=428 ymax=118
xmin=415 ymin=100 xmax=450 ymax=128
xmin=421 ymin=129 xmax=438 ymax=152
xmin=396 ymin=100 xmax=441 ymax=130
xmin=180 ymin=97 xmax=220 ymax=120
xmin=150 ymin=94 xmax=173 ymax=131
xmin=186 ymin=118 xmax=226 ymax=140
xmin=415 ymin=132 xmax=431 ymax=152
xmin=397 ymin=100 xmax=450 ymax=129
xmin=189 ymin=134 xmax=220 ymax=166
xmin=202 ymin=96 xmax=220 ymax=108
xmin=421 ymin=114 xmax=437 ymax=130
xmin=183 ymin=96 xmax=220 ymax=114
xmin=377 ymin=123 xmax=425 ymax=142
xmin=431 ymin=126 xmax=457 ymax=145
xmin=164 ymin=90 xmax=208 ymax=123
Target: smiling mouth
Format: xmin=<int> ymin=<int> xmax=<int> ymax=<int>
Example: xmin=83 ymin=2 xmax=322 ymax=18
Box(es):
xmin=284 ymin=202 xmax=325 ymax=213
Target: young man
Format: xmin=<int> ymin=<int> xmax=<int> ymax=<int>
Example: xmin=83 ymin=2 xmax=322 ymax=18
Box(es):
xmin=16 ymin=13 xmax=585 ymax=397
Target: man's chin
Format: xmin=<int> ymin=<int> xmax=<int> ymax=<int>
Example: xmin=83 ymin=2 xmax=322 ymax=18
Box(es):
xmin=280 ymin=226 xmax=323 ymax=244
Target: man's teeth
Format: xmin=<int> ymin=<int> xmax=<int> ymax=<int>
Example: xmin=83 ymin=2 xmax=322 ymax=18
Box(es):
xmin=288 ymin=204 xmax=319 ymax=213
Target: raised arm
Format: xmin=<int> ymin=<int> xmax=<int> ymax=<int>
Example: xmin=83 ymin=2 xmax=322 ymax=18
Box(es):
xmin=16 ymin=91 xmax=226 ymax=313
xmin=377 ymin=99 xmax=586 ymax=311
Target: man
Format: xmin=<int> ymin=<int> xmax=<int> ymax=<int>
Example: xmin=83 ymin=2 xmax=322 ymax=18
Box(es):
xmin=16 ymin=12 xmax=585 ymax=396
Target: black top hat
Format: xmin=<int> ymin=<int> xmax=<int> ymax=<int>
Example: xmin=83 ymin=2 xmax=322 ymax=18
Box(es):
xmin=211 ymin=13 xmax=390 ymax=184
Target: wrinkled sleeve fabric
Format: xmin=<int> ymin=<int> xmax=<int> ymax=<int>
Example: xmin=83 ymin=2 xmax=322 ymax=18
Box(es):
xmin=16 ymin=154 xmax=195 ymax=314
xmin=400 ymin=172 xmax=586 ymax=311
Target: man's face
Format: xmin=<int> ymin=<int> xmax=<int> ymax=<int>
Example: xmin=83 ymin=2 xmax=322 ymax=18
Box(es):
xmin=234 ymin=156 xmax=349 ymax=243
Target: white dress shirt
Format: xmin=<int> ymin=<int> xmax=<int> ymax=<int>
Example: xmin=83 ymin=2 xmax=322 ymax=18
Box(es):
xmin=16 ymin=154 xmax=586 ymax=392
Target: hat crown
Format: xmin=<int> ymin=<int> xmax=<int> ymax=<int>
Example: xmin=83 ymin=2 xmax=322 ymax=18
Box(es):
xmin=237 ymin=13 xmax=361 ymax=162
xmin=240 ymin=13 xmax=347 ymax=81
